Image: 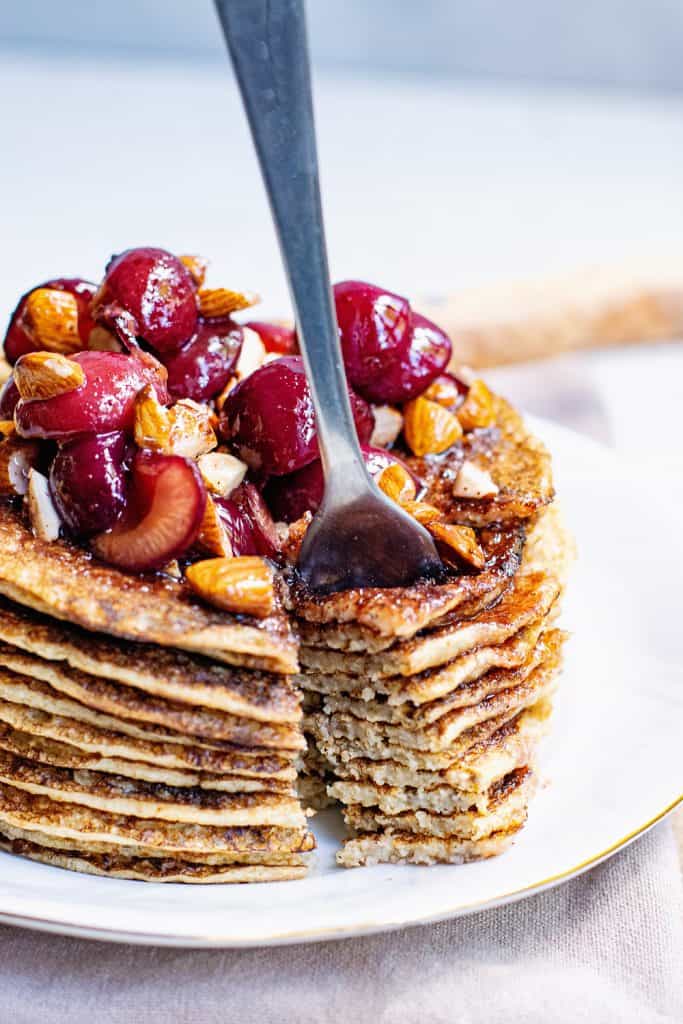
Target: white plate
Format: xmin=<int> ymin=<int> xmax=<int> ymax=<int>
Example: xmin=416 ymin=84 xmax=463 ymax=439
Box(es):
xmin=0 ymin=418 xmax=680 ymax=946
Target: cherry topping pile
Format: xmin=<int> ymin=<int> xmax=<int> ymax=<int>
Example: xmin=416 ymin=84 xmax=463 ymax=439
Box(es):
xmin=1 ymin=248 xmax=483 ymax=587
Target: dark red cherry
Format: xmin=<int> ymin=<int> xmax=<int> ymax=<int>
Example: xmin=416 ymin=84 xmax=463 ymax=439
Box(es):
xmin=231 ymin=481 xmax=280 ymax=558
xmin=212 ymin=497 xmax=258 ymax=557
xmin=91 ymin=451 xmax=206 ymax=572
xmin=370 ymin=312 xmax=452 ymax=404
xmin=15 ymin=351 xmax=168 ymax=441
xmin=245 ymin=321 xmax=298 ymax=355
xmin=49 ymin=431 xmax=129 ymax=537
xmin=162 ymin=318 xmax=242 ymax=401
xmin=4 ymin=278 xmax=96 ymax=364
xmin=265 ymin=445 xmax=417 ymax=522
xmin=93 ymin=248 xmax=198 ymax=353
xmin=219 ymin=355 xmax=374 ymax=476
xmin=334 ymin=280 xmax=412 ymax=400
xmin=0 ymin=377 xmax=19 ymax=420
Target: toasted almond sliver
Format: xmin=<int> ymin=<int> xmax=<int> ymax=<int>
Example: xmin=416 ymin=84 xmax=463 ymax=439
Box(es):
xmin=452 ymin=460 xmax=499 ymax=499
xmin=198 ymin=287 xmax=260 ymax=319
xmin=456 ymin=378 xmax=496 ymax=431
xmin=428 ymin=521 xmax=486 ymax=569
xmin=23 ymin=288 xmax=81 ymax=355
xmin=370 ymin=405 xmax=404 ymax=448
xmin=179 ymin=254 xmax=209 ymax=288
xmin=377 ymin=463 xmax=416 ymax=504
xmin=27 ymin=469 xmax=62 ymax=541
xmin=0 ymin=437 xmax=40 ymax=496
xmin=197 ymin=451 xmax=247 ymax=496
xmin=235 ymin=327 xmax=267 ymax=380
xmin=403 ymin=396 xmax=463 ymax=457
xmin=14 ymin=352 xmax=85 ymax=401
xmin=185 ymin=556 xmax=274 ymax=618
xmin=197 ymin=496 xmax=233 ymax=557
xmin=400 ymin=499 xmax=442 ymax=525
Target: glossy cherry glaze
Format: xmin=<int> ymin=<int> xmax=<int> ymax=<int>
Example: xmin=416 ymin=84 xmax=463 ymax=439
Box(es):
xmin=163 ymin=317 xmax=243 ymax=401
xmin=213 ymin=496 xmax=258 ymax=557
xmin=334 ymin=280 xmax=412 ymax=401
xmin=4 ymin=278 xmax=96 ymax=363
xmin=372 ymin=312 xmax=452 ymax=404
xmin=92 ymin=248 xmax=198 ymax=353
xmin=231 ymin=481 xmax=280 ymax=557
xmin=91 ymin=451 xmax=206 ymax=572
xmin=49 ymin=431 xmax=130 ymax=536
xmin=245 ymin=320 xmax=298 ymax=355
xmin=219 ymin=355 xmax=374 ymax=476
xmin=265 ymin=444 xmax=417 ymax=522
xmin=15 ymin=351 xmax=168 ymax=441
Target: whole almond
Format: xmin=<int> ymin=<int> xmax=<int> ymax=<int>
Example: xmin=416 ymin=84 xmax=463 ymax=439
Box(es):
xmin=198 ymin=287 xmax=260 ymax=319
xmin=400 ymin=499 xmax=442 ymax=525
xmin=403 ymin=396 xmax=463 ymax=456
xmin=0 ymin=437 xmax=40 ymax=496
xmin=457 ymin=379 xmax=496 ymax=431
xmin=179 ymin=254 xmax=208 ymax=288
xmin=186 ymin=556 xmax=275 ymax=618
xmin=377 ymin=463 xmax=416 ymax=504
xmin=14 ymin=352 xmax=85 ymax=401
xmin=23 ymin=288 xmax=81 ymax=354
xmin=428 ymin=521 xmax=486 ymax=569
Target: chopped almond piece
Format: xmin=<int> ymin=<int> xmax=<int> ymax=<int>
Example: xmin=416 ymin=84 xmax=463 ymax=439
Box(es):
xmin=215 ymin=377 xmax=238 ymax=411
xmin=23 ymin=288 xmax=81 ymax=354
xmin=198 ymin=287 xmax=260 ymax=319
xmin=403 ymin=396 xmax=463 ymax=456
xmin=162 ymin=560 xmax=182 ymax=579
xmin=186 ymin=556 xmax=274 ymax=618
xmin=452 ymin=460 xmax=499 ymax=499
xmin=196 ymin=451 xmax=247 ymax=496
xmin=0 ymin=437 xmax=40 ymax=496
xmin=456 ymin=379 xmax=496 ymax=431
xmin=400 ymin=499 xmax=442 ymax=525
xmin=134 ymin=385 xmax=170 ymax=451
xmin=179 ymin=254 xmax=208 ymax=288
xmin=377 ymin=463 xmax=416 ymax=504
xmin=423 ymin=376 xmax=464 ymax=409
xmin=27 ymin=469 xmax=62 ymax=541
xmin=370 ymin=405 xmax=404 ymax=448
xmin=134 ymin=387 xmax=216 ymax=458
xmin=428 ymin=521 xmax=486 ymax=569
xmin=278 ymin=512 xmax=312 ymax=565
xmin=14 ymin=351 xmax=85 ymax=401
xmin=197 ymin=496 xmax=233 ymax=557
xmin=235 ymin=327 xmax=267 ymax=380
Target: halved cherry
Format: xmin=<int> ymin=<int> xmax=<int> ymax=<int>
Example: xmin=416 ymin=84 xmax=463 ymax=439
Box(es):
xmin=245 ymin=321 xmax=298 ymax=355
xmin=219 ymin=355 xmax=374 ymax=476
xmin=49 ymin=431 xmax=130 ymax=537
xmin=4 ymin=278 xmax=96 ymax=364
xmin=92 ymin=247 xmax=198 ymax=353
xmin=212 ymin=497 xmax=258 ymax=556
xmin=334 ymin=280 xmax=412 ymax=401
xmin=162 ymin=317 xmax=243 ymax=401
xmin=14 ymin=351 xmax=168 ymax=441
xmin=91 ymin=451 xmax=206 ymax=572
xmin=231 ymin=481 xmax=280 ymax=557
xmin=265 ymin=444 xmax=418 ymax=522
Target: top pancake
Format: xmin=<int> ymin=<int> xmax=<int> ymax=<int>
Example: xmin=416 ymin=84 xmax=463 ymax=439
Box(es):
xmin=0 ymin=509 xmax=297 ymax=674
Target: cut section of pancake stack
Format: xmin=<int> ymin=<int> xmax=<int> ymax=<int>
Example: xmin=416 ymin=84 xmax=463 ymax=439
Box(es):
xmin=295 ymin=394 xmax=573 ymax=866
xmin=0 ymin=510 xmax=314 ymax=882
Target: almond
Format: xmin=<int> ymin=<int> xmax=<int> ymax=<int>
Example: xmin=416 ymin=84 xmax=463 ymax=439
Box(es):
xmin=278 ymin=512 xmax=312 ymax=565
xmin=87 ymin=325 xmax=123 ymax=352
xmin=23 ymin=288 xmax=81 ymax=354
xmin=14 ymin=351 xmax=85 ymax=401
xmin=134 ymin=385 xmax=171 ymax=451
xmin=197 ymin=496 xmax=233 ymax=557
xmin=428 ymin=521 xmax=486 ymax=569
xmin=377 ymin=463 xmax=416 ymax=504
xmin=196 ymin=451 xmax=247 ymax=496
xmin=456 ymin=378 xmax=496 ymax=431
xmin=400 ymin=499 xmax=442 ymax=525
xmin=0 ymin=421 xmax=15 ymax=437
xmin=134 ymin=388 xmax=217 ymax=458
xmin=235 ymin=326 xmax=267 ymax=380
xmin=186 ymin=556 xmax=275 ymax=618
xmin=215 ymin=377 xmax=238 ymax=411
xmin=403 ymin=396 xmax=463 ymax=457
xmin=179 ymin=254 xmax=208 ymax=288
xmin=423 ymin=375 xmax=464 ymax=409
xmin=198 ymin=287 xmax=260 ymax=319
xmin=27 ymin=469 xmax=62 ymax=541
xmin=370 ymin=405 xmax=404 ymax=448
xmin=452 ymin=460 xmax=499 ymax=499
xmin=0 ymin=437 xmax=40 ymax=496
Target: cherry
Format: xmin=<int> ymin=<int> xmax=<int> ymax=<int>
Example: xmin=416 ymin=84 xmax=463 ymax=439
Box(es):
xmin=49 ymin=431 xmax=130 ymax=537
xmin=245 ymin=321 xmax=298 ymax=355
xmin=4 ymin=278 xmax=96 ymax=364
xmin=265 ymin=444 xmax=417 ymax=522
xmin=15 ymin=351 xmax=168 ymax=441
xmin=371 ymin=312 xmax=452 ymax=404
xmin=334 ymin=280 xmax=412 ymax=400
xmin=92 ymin=248 xmax=198 ymax=353
xmin=231 ymin=481 xmax=280 ymax=558
xmin=162 ymin=317 xmax=242 ymax=401
xmin=91 ymin=451 xmax=206 ymax=572
xmin=212 ymin=497 xmax=258 ymax=557
xmin=219 ymin=355 xmax=374 ymax=476
xmin=0 ymin=377 xmax=19 ymax=420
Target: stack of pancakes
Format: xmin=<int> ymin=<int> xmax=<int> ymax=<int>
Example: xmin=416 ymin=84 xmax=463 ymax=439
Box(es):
xmin=295 ymin=396 xmax=573 ymax=866
xmin=0 ymin=509 xmax=314 ymax=882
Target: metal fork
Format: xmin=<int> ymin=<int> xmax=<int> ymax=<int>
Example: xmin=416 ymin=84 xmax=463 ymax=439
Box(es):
xmin=214 ymin=0 xmax=442 ymax=593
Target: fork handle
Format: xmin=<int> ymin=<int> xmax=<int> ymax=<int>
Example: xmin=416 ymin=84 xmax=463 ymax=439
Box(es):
xmin=215 ymin=0 xmax=367 ymax=489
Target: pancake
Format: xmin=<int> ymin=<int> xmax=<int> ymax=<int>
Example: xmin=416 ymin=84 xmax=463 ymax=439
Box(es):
xmin=0 ymin=784 xmax=315 ymax=856
xmin=0 ymin=699 xmax=296 ymax=780
xmin=0 ymin=721 xmax=291 ymax=792
xmin=0 ymin=645 xmax=302 ymax=749
xmin=0 ymin=597 xmax=300 ymax=723
xmin=0 ymin=508 xmax=297 ymax=673
xmin=0 ymin=835 xmax=307 ymax=882
xmin=337 ymin=827 xmax=521 ymax=867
